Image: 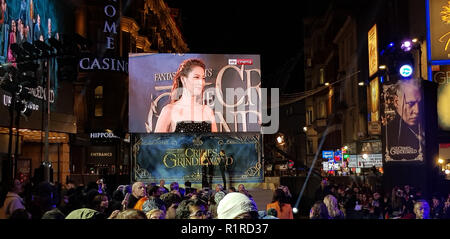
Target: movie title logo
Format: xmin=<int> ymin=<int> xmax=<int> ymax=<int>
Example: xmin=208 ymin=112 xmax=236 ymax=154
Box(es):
xmin=163 ymin=148 xmax=234 ymax=169
xmin=389 ymin=146 xmax=418 ymax=155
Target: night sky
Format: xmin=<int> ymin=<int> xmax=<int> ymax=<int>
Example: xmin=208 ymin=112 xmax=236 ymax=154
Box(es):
xmin=167 ymin=0 xmax=325 ymax=93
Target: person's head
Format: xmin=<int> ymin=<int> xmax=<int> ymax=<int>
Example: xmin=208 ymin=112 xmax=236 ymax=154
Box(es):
xmin=238 ymin=184 xmax=245 ymax=191
xmin=185 ymin=181 xmax=191 ymax=188
xmin=161 ymin=192 xmax=182 ymax=219
xmin=228 ymin=187 xmax=236 ymax=193
xmin=373 ymin=192 xmax=381 ymax=200
xmin=214 ymin=191 xmax=226 ymax=205
xmin=323 ymin=194 xmax=340 ymax=218
xmin=91 ymin=193 xmax=109 ymax=213
xmin=131 ymin=182 xmax=146 ymax=199
xmin=146 ymin=209 xmax=165 ymax=219
xmin=11 ymin=19 xmax=16 ymax=32
xmin=414 ymin=200 xmax=430 ymax=219
xmin=115 ymin=209 xmax=147 ymax=219
xmin=170 ymin=182 xmax=179 ymax=191
xmin=432 ymin=196 xmax=440 ymax=207
xmin=175 ymin=199 xmax=209 ymax=219
xmin=9 ymin=179 xmax=24 ymax=194
xmin=267 ymin=208 xmax=278 ymax=218
xmin=272 ymin=189 xmax=286 ymax=204
xmin=159 ymin=180 xmax=165 ymax=186
xmin=310 ymin=201 xmax=329 ymax=219
xmin=47 ymin=18 xmax=51 ymax=32
xmin=215 ymin=184 xmax=223 ymax=192
xmin=394 ymin=80 xmax=422 ymax=126
xmin=171 ymin=58 xmax=206 ymax=103
xmin=217 ymin=192 xmax=258 ymax=219
xmin=147 ymin=185 xmax=162 ymax=198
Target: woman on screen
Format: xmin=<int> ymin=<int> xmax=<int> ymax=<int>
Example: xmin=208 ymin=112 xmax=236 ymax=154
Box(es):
xmin=154 ymin=58 xmax=217 ymax=133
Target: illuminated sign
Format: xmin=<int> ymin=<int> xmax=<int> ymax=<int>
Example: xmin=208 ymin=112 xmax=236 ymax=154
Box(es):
xmin=322 ymin=151 xmax=334 ymax=159
xmin=368 ymin=24 xmax=379 ymax=77
xmin=399 ymin=64 xmax=413 ymax=77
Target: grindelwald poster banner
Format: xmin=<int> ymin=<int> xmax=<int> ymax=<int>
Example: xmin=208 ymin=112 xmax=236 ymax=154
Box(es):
xmin=381 ymin=79 xmax=425 ymax=162
xmin=128 ymin=53 xmax=262 ymax=133
xmin=132 ymin=133 xmax=263 ymax=184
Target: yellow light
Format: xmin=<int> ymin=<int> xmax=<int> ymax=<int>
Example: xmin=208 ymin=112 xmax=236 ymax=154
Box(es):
xmin=325 ymin=82 xmax=330 ymax=86
xmin=412 ymin=38 xmax=418 ymax=43
xmin=344 ymin=146 xmax=348 ymax=150
xmin=438 ymin=158 xmax=444 ymax=164
xmin=303 ymin=127 xmax=307 ymax=132
xmin=276 ymin=136 xmax=283 ymax=144
xmin=445 ymin=169 xmax=450 ymax=175
xmin=362 ymin=154 xmax=368 ymax=159
xmin=379 ymin=65 xmax=387 ymax=70
xmin=358 ymin=82 xmax=364 ymax=86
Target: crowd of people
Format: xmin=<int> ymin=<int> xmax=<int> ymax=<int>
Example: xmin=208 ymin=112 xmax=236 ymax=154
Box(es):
xmin=0 ymin=178 xmax=294 ymax=220
xmin=312 ymin=178 xmax=450 ymax=219
xmin=1 ymin=177 xmax=449 ymax=220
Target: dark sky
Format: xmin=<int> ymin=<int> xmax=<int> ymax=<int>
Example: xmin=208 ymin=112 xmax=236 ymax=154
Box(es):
xmin=168 ymin=1 xmax=315 ymax=93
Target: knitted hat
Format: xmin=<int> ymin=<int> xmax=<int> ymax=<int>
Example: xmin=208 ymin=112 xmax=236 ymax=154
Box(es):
xmin=217 ymin=192 xmax=257 ymax=219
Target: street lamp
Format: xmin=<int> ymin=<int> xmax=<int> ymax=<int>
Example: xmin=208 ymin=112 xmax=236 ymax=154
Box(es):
xmin=438 ymin=158 xmax=444 ymax=164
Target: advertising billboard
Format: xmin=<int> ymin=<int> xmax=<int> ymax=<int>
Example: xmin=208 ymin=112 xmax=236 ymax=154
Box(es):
xmin=129 ymin=53 xmax=262 ymax=133
xmin=133 ymin=133 xmax=263 ymax=184
xmin=381 ymin=79 xmax=425 ymax=162
xmin=0 ymin=0 xmax=75 ymax=131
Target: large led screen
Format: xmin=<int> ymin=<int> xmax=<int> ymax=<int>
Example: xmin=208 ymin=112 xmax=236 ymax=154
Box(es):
xmin=381 ymin=79 xmax=425 ymax=162
xmin=129 ymin=53 xmax=262 ymax=133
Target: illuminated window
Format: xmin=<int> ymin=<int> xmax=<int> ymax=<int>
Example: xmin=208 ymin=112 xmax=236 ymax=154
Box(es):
xmin=307 ymin=106 xmax=314 ymax=125
xmin=94 ymin=85 xmax=103 ymax=117
xmin=320 ymin=68 xmax=325 ymax=84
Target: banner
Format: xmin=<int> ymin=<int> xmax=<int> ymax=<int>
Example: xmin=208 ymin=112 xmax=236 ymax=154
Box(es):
xmin=381 ymin=79 xmax=425 ymax=162
xmin=428 ymin=0 xmax=450 ymax=61
xmin=128 ymin=53 xmax=262 ymax=133
xmin=133 ymin=133 xmax=263 ymax=184
xmin=368 ymin=24 xmax=378 ymax=77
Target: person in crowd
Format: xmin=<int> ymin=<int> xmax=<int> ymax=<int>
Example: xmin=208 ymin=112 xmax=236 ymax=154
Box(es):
xmin=323 ymin=194 xmax=345 ymax=219
xmin=315 ymin=178 xmax=332 ymax=201
xmin=176 ymin=198 xmax=209 ymax=219
xmin=309 ymin=201 xmax=330 ymax=219
xmin=42 ymin=188 xmax=77 ymax=219
xmin=170 ymin=182 xmax=184 ymax=198
xmin=141 ymin=185 xmax=166 ymax=214
xmin=208 ymin=190 xmax=226 ymax=219
xmin=0 ymin=179 xmax=27 ymax=219
xmin=430 ymin=195 xmax=444 ymax=219
xmin=113 ymin=209 xmax=147 ymax=219
xmin=146 ymin=208 xmax=165 ymax=219
xmin=266 ymin=188 xmax=293 ymax=219
xmin=390 ymin=187 xmax=406 ymax=218
xmin=414 ymin=200 xmax=430 ymax=219
xmin=160 ymin=191 xmax=182 ymax=219
xmin=217 ymin=192 xmax=259 ymax=219
xmin=369 ymin=192 xmax=384 ymax=219
xmin=159 ymin=180 xmax=169 ymax=194
xmin=124 ymin=182 xmax=146 ymax=209
xmin=65 ymin=189 xmax=109 ymax=219
xmin=228 ymin=186 xmax=236 ymax=193
xmin=237 ymin=184 xmax=254 ymax=201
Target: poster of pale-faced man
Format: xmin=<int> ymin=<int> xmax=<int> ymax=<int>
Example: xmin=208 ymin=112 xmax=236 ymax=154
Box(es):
xmin=128 ymin=53 xmax=262 ymax=134
xmin=382 ymin=79 xmax=425 ymax=161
